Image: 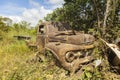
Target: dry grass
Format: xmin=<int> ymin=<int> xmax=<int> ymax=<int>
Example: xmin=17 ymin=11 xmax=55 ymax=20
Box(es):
xmin=0 ymin=40 xmax=69 ymax=80
xmin=0 ymin=30 xmax=69 ymax=80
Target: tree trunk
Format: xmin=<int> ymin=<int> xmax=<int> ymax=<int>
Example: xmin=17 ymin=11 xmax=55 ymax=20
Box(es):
xmin=103 ymin=0 xmax=119 ymax=36
xmin=93 ymin=0 xmax=101 ymax=28
xmin=103 ymin=0 xmax=111 ymax=35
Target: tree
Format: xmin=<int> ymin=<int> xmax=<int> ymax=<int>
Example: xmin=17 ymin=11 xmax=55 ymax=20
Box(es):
xmin=44 ymin=0 xmax=120 ymax=39
xmin=45 ymin=0 xmax=106 ymax=31
xmin=0 ymin=16 xmax=12 ymax=32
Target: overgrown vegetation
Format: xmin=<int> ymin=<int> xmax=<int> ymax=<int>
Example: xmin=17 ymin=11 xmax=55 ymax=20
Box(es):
xmin=0 ymin=0 xmax=120 ymax=79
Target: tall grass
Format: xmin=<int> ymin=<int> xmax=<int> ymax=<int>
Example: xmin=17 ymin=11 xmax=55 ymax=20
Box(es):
xmin=0 ymin=27 xmax=38 ymax=80
xmin=0 ymin=27 xmax=74 ymax=80
xmin=0 ymin=25 xmax=120 ymax=80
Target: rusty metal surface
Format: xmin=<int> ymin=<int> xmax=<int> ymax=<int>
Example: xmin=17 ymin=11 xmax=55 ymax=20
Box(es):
xmin=36 ymin=22 xmax=95 ymax=73
xmin=45 ymin=42 xmax=94 ymax=72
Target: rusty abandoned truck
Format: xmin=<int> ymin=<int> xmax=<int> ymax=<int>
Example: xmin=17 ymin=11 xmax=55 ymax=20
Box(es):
xmin=31 ymin=21 xmax=95 ymax=73
xmin=25 ymin=21 xmax=120 ymax=74
xmin=28 ymin=21 xmax=120 ymax=73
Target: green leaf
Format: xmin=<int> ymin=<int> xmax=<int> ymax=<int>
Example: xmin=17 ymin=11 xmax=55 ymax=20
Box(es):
xmin=85 ymin=72 xmax=92 ymax=78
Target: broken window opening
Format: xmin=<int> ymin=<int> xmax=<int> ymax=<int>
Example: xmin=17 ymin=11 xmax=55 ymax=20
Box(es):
xmin=39 ymin=25 xmax=44 ymax=34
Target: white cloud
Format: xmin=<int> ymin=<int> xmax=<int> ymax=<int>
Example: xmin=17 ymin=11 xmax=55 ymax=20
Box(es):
xmin=8 ymin=16 xmax=22 ymax=23
xmin=0 ymin=14 xmax=22 ymax=23
xmin=29 ymin=0 xmax=40 ymax=7
xmin=21 ymin=0 xmax=52 ymax=26
xmin=47 ymin=0 xmax=64 ymax=9
xmin=48 ymin=0 xmax=64 ymax=5
xmin=22 ymin=7 xmax=52 ymax=26
xmin=0 ymin=0 xmax=64 ymax=27
xmin=1 ymin=0 xmax=52 ymax=27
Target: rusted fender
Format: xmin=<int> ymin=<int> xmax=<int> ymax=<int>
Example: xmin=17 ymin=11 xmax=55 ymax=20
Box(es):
xmin=45 ymin=42 xmax=94 ymax=72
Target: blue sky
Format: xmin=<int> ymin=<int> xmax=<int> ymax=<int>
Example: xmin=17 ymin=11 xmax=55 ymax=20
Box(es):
xmin=0 ymin=0 xmax=64 ymax=26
